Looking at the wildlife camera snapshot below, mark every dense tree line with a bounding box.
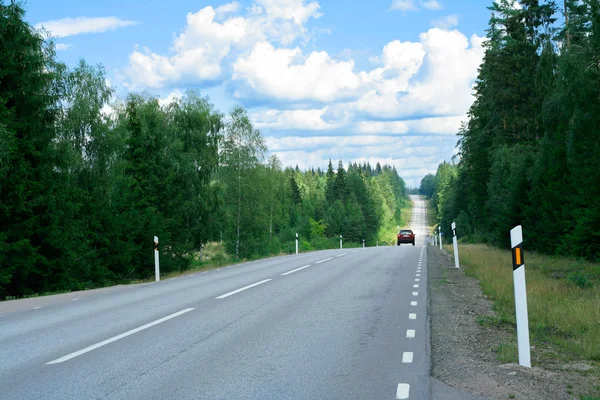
[422,0,600,261]
[0,2,407,298]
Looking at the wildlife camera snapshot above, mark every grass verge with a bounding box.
[444,243,600,366]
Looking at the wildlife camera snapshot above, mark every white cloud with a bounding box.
[158,90,184,107]
[232,42,361,102]
[421,0,442,10]
[215,2,241,15]
[55,43,73,51]
[350,29,485,119]
[431,14,458,29]
[36,17,137,38]
[391,0,441,12]
[122,0,322,90]
[356,115,466,135]
[252,107,341,130]
[390,0,418,12]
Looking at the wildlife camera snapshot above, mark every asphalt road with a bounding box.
[0,196,430,400]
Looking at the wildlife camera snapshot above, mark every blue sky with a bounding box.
[26,0,494,186]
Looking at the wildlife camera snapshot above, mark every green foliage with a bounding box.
[0,2,410,299]
[424,0,600,262]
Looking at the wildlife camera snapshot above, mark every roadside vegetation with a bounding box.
[0,2,408,300]
[444,243,600,367]
[420,1,600,262]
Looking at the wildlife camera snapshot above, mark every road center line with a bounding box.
[336,253,348,257]
[396,383,410,399]
[281,265,311,276]
[46,308,195,365]
[215,279,272,299]
[315,257,333,264]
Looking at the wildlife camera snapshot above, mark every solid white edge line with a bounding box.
[406,329,416,338]
[315,257,333,264]
[46,308,195,365]
[402,352,414,363]
[215,279,272,299]
[396,383,410,399]
[281,265,311,276]
[409,313,417,320]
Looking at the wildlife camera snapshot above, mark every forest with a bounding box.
[0,2,407,299]
[421,0,600,261]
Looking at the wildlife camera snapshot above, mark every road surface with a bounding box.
[0,196,430,400]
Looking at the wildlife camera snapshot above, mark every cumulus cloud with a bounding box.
[215,2,241,15]
[122,0,321,90]
[348,29,485,119]
[390,0,442,12]
[36,17,137,38]
[252,107,342,130]
[232,42,361,102]
[390,0,419,12]
[431,14,458,29]
[55,43,73,51]
[356,115,465,135]
[421,0,442,10]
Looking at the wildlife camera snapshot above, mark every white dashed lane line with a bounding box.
[411,301,417,306]
[409,313,416,320]
[412,292,418,296]
[215,279,272,300]
[281,265,311,276]
[396,383,410,399]
[406,329,415,338]
[315,257,333,264]
[402,352,414,363]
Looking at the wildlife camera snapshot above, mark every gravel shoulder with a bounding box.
[428,245,596,400]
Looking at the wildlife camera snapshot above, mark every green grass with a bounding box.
[444,243,600,365]
[426,197,438,235]
[496,343,518,363]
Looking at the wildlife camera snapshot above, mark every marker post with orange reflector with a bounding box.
[510,225,531,367]
[154,236,160,282]
[438,227,442,250]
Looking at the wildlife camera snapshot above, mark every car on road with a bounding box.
[397,229,415,246]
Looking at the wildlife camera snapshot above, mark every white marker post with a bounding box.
[154,236,160,282]
[363,239,365,248]
[340,234,343,250]
[511,225,531,368]
[452,222,460,269]
[438,228,442,250]
[295,233,299,255]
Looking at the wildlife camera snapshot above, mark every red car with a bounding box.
[397,229,415,246]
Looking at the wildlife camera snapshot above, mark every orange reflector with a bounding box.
[515,247,521,266]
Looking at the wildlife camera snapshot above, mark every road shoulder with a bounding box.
[427,246,590,400]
